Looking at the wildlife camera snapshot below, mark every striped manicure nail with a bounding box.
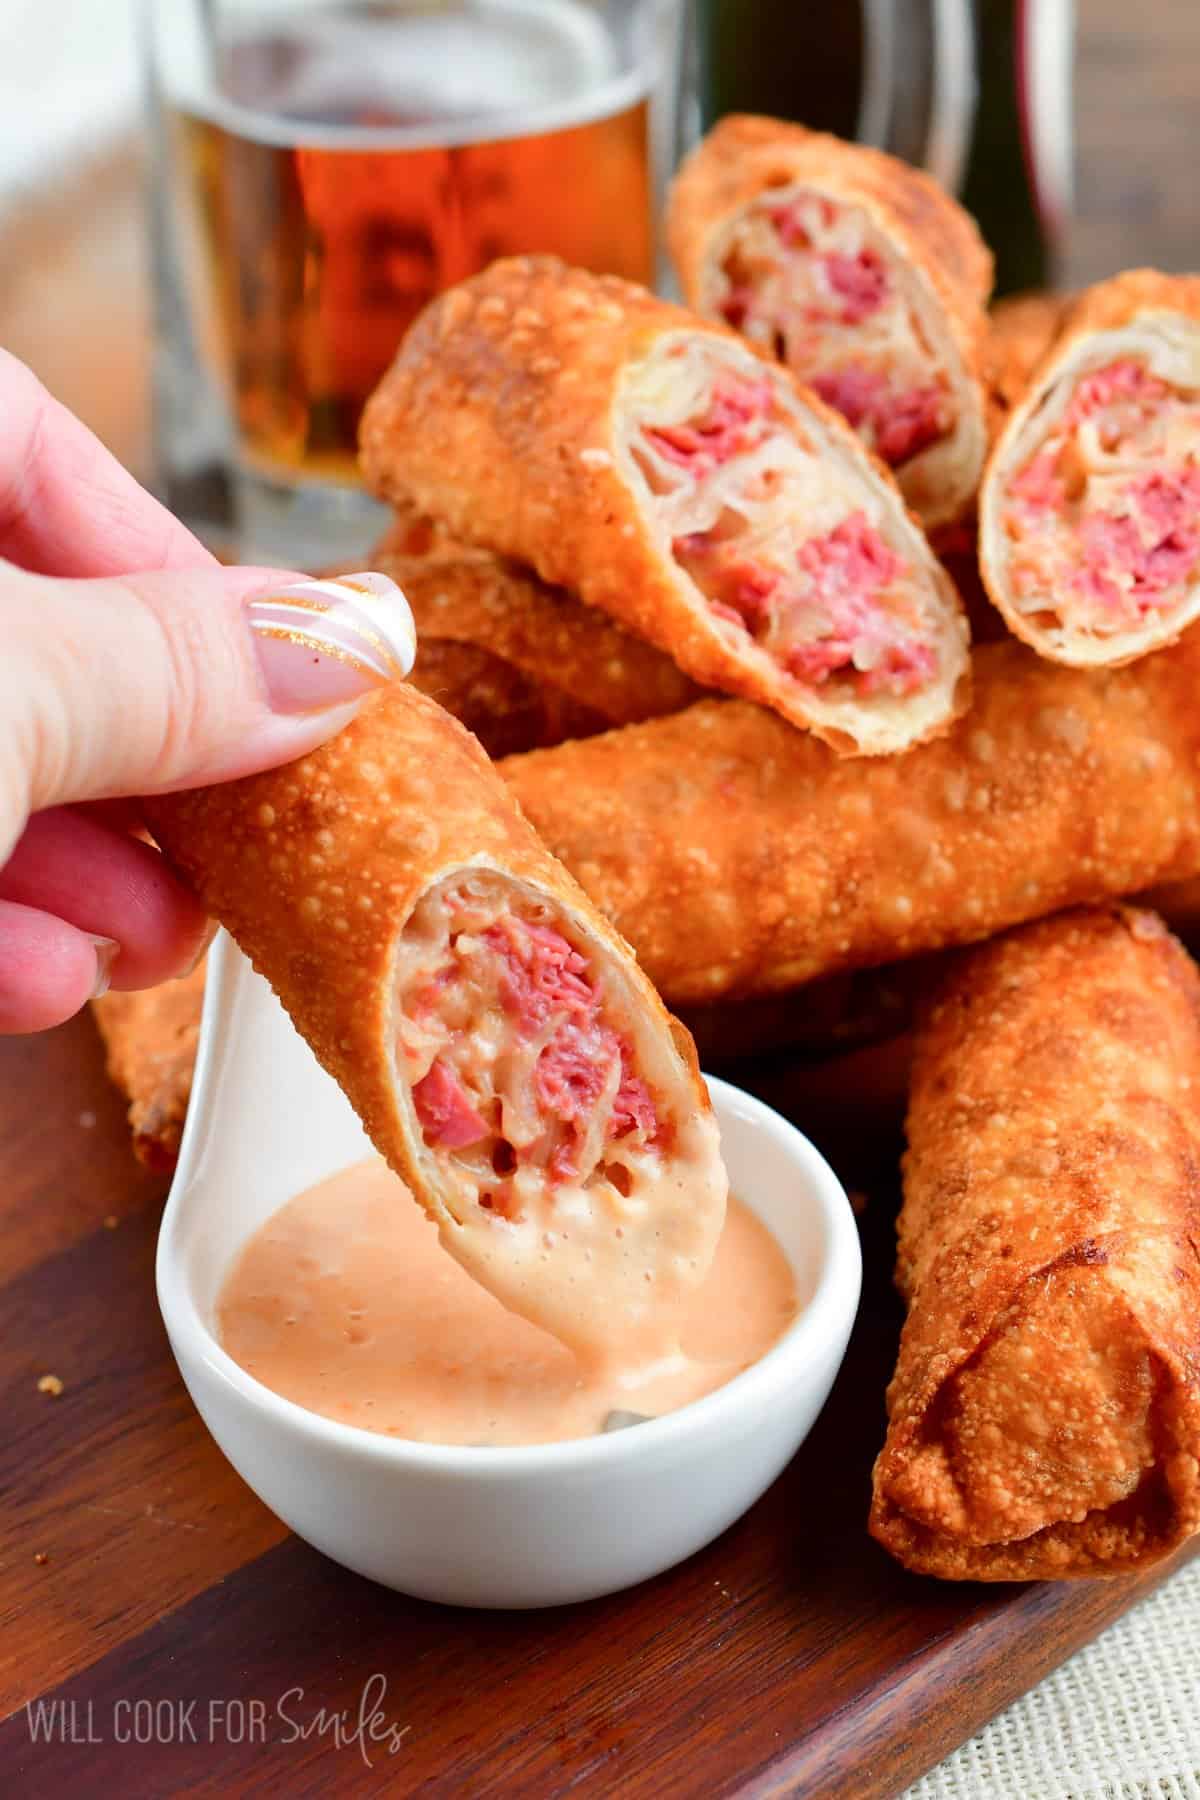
[247,572,416,715]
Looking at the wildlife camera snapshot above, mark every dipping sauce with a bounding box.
[218,1157,798,1446]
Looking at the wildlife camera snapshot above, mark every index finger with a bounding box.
[0,348,217,577]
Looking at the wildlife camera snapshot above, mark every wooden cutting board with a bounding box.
[0,1017,1192,1797]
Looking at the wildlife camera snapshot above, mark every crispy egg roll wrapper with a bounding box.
[372,505,460,561]
[91,964,206,1172]
[986,290,1074,421]
[871,906,1200,1579]
[384,544,701,739]
[1145,873,1200,942]
[921,294,1072,639]
[667,115,991,529]
[96,963,920,1176]
[980,270,1200,667]
[361,256,970,757]
[409,633,608,758]
[146,686,725,1359]
[500,634,1200,1006]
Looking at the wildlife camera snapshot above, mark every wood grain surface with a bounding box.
[0,1017,1193,1797]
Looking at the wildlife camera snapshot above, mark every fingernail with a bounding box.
[88,934,120,1000]
[246,572,416,715]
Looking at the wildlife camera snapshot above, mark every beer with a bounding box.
[149,0,664,560]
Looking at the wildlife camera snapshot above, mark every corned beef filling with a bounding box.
[398,880,663,1220]
[1002,358,1200,631]
[630,351,935,698]
[714,189,953,470]
[642,372,775,471]
[675,512,933,694]
[809,366,946,468]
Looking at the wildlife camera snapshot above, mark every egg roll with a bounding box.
[986,290,1073,420]
[361,255,971,757]
[372,504,458,561]
[1145,873,1200,943]
[146,686,726,1359]
[667,115,992,529]
[871,906,1200,1579]
[91,963,206,1172]
[409,636,607,758]
[501,634,1200,1006]
[386,544,701,744]
[980,270,1200,667]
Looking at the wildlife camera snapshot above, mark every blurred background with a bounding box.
[0,0,1196,483]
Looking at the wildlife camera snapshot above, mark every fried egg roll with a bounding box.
[871,906,1200,1579]
[92,964,206,1172]
[501,635,1200,1005]
[146,686,726,1360]
[361,255,970,757]
[667,115,992,529]
[387,544,701,745]
[980,271,1200,667]
[412,631,613,755]
[986,290,1073,420]
[410,632,608,758]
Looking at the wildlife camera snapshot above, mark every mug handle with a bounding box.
[859,0,977,192]
[924,0,977,191]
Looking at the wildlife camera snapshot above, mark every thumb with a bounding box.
[1,562,415,858]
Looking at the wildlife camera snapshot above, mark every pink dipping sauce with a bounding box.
[217,1158,798,1447]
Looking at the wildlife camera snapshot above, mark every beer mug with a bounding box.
[143,0,686,565]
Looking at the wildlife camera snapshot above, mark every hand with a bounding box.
[0,350,414,1032]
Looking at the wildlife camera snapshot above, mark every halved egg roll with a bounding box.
[387,544,701,743]
[146,686,727,1360]
[361,255,971,757]
[980,270,1200,667]
[871,906,1200,1579]
[501,635,1200,1005]
[667,115,992,529]
[922,292,1072,642]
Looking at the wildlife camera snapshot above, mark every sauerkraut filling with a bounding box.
[630,345,937,696]
[1002,358,1200,633]
[395,873,666,1225]
[713,190,952,471]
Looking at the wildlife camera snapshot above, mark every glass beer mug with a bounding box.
[143,0,685,565]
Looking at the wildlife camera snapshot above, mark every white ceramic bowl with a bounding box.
[157,932,862,1609]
